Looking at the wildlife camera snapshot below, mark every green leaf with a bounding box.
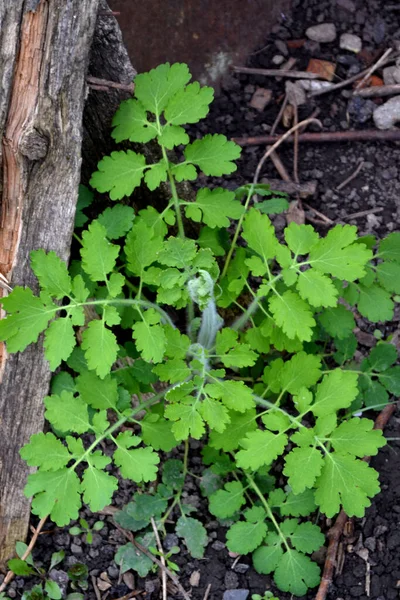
[242,208,277,262]
[157,125,189,149]
[44,391,90,434]
[132,309,166,363]
[165,399,205,440]
[176,516,208,558]
[75,184,94,228]
[269,291,315,341]
[376,261,400,293]
[141,413,178,452]
[158,237,197,268]
[199,397,230,433]
[319,305,355,340]
[111,98,157,144]
[311,370,359,416]
[20,432,71,471]
[226,517,267,554]
[219,344,258,368]
[90,150,147,200]
[198,226,228,256]
[209,409,257,451]
[185,187,243,228]
[7,559,35,576]
[45,580,62,600]
[284,223,319,255]
[315,453,380,517]
[274,550,321,596]
[76,370,118,410]
[81,221,119,281]
[81,465,118,512]
[378,366,400,395]
[284,447,323,494]
[144,160,169,190]
[236,430,288,470]
[162,459,185,489]
[31,250,71,299]
[44,318,76,370]
[135,62,191,116]
[282,520,324,553]
[358,283,394,322]
[378,232,400,262]
[333,334,357,364]
[296,269,338,308]
[364,343,398,371]
[164,81,214,124]
[153,358,191,383]
[115,539,154,577]
[97,205,135,239]
[25,469,81,526]
[253,542,283,576]
[279,352,321,394]
[184,134,241,176]
[205,379,255,413]
[0,288,55,353]
[81,320,118,378]
[125,221,164,276]
[280,490,317,517]
[114,433,159,483]
[330,418,386,456]
[309,225,372,281]
[359,378,389,410]
[209,481,246,518]
[258,197,289,215]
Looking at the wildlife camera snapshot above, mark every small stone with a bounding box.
[297,79,333,92]
[383,66,400,85]
[347,97,375,124]
[364,537,376,552]
[48,570,69,596]
[225,571,239,589]
[340,33,362,53]
[274,39,288,56]
[189,570,201,587]
[223,591,250,600]
[122,572,135,590]
[249,88,272,111]
[374,96,400,130]
[233,563,250,574]
[107,565,119,578]
[336,0,356,11]
[212,540,226,551]
[305,23,337,43]
[70,543,83,555]
[285,81,306,106]
[164,533,179,550]
[272,54,285,66]
[7,589,16,598]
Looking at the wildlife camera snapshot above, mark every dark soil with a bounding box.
[2,0,400,599]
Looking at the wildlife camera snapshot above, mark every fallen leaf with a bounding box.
[287,39,306,49]
[189,570,201,587]
[286,200,305,225]
[307,58,336,81]
[249,88,272,112]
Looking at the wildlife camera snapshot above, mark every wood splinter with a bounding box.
[233,129,400,146]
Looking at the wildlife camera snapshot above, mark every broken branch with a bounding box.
[232,66,321,79]
[354,83,400,98]
[233,129,400,146]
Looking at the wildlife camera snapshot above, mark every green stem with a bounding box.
[231,296,263,331]
[161,145,185,239]
[71,390,167,470]
[161,439,190,524]
[221,184,255,279]
[245,473,291,553]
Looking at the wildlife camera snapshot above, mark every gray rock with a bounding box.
[336,0,356,11]
[49,569,69,596]
[347,97,375,124]
[70,543,83,555]
[211,540,226,551]
[383,66,400,85]
[374,96,400,130]
[306,23,336,43]
[223,591,249,600]
[340,33,362,53]
[274,39,288,56]
[285,81,306,107]
[224,571,239,589]
[107,565,119,578]
[272,55,285,66]
[164,533,179,550]
[233,563,250,574]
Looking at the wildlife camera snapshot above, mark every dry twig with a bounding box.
[336,160,365,191]
[232,129,400,146]
[87,76,134,93]
[202,583,212,600]
[303,202,334,224]
[91,575,102,600]
[354,83,400,98]
[343,207,383,220]
[232,66,320,79]
[0,516,48,593]
[355,48,393,90]
[315,403,396,600]
[151,517,167,600]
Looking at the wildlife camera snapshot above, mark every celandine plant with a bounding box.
[1,62,400,596]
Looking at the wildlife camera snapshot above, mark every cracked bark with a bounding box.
[0,0,138,565]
